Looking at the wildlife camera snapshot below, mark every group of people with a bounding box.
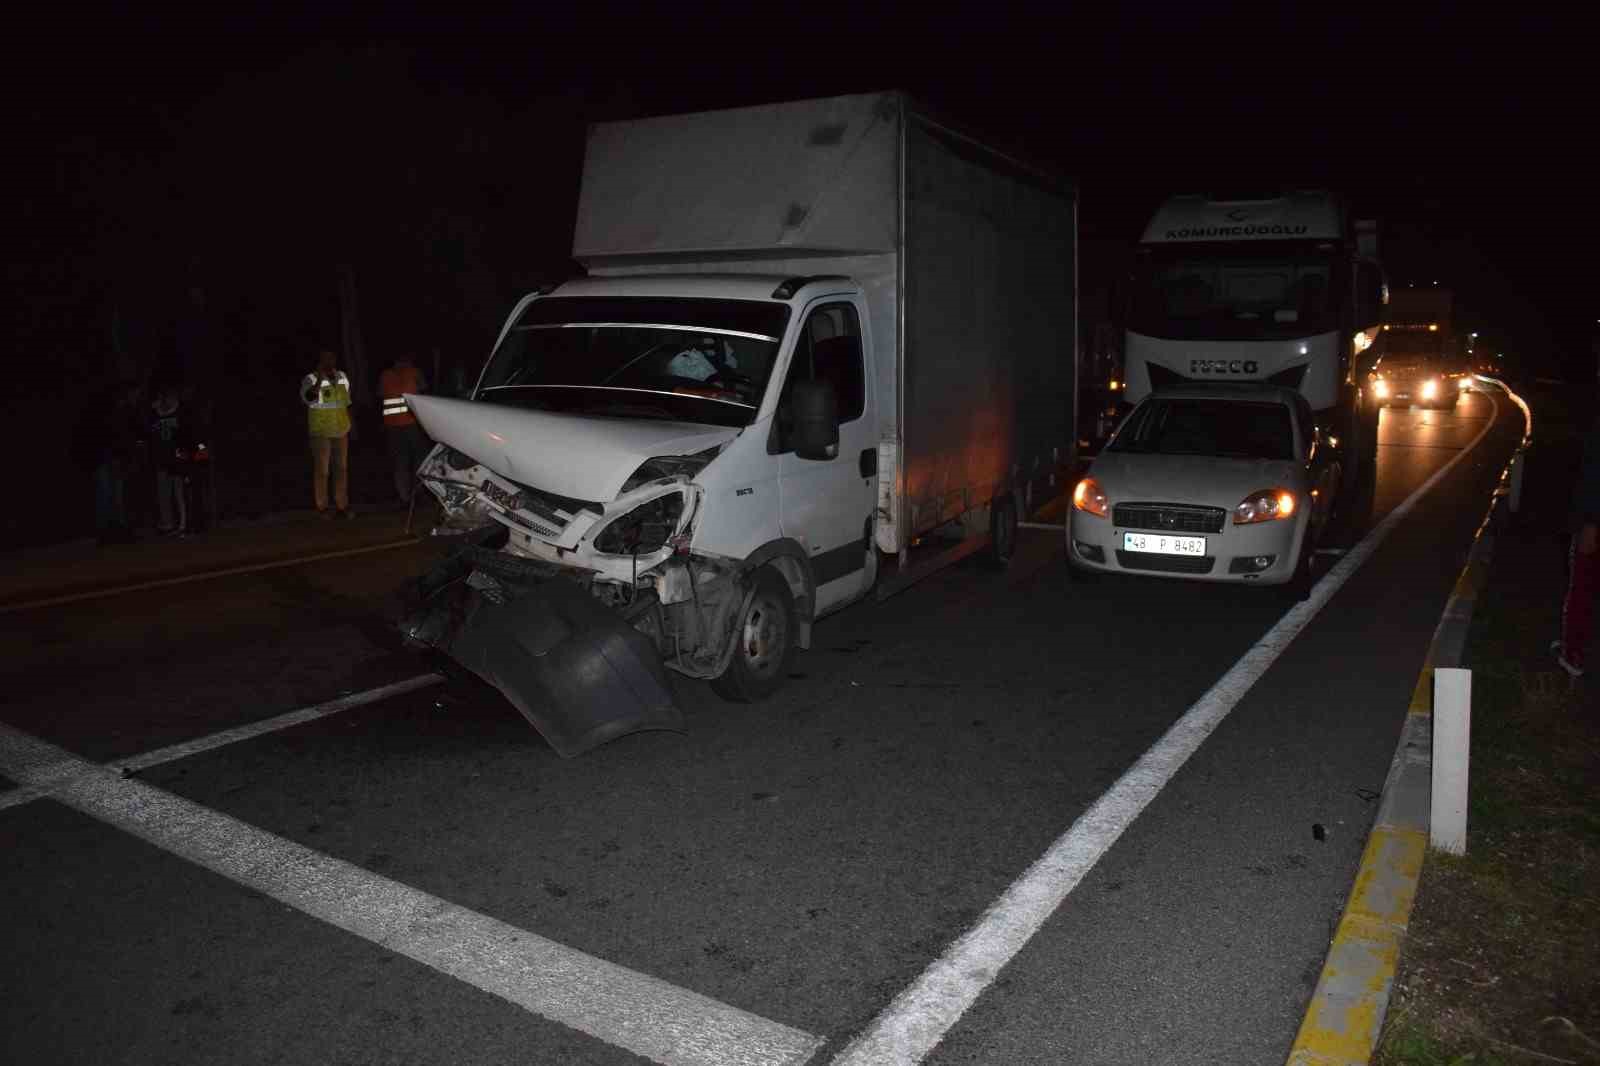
[74,377,209,545]
[298,350,432,519]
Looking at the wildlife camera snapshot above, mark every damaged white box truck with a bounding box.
[400,92,1078,755]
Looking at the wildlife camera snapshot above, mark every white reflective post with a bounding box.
[1431,667,1472,855]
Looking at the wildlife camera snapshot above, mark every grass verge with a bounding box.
[1377,383,1600,1065]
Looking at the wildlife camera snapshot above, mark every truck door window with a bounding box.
[775,303,865,451]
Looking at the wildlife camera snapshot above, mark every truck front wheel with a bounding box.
[711,566,797,702]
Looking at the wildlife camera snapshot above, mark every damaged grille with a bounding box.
[1113,503,1226,535]
[478,476,603,539]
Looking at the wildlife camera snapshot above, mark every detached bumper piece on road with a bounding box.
[399,533,683,757]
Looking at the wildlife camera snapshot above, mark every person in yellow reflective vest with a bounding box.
[377,352,429,505]
[299,350,354,518]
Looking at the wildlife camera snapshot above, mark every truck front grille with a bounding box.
[1113,503,1226,535]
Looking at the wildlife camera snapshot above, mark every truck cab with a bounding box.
[1122,192,1387,495]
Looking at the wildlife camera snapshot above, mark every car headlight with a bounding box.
[593,492,686,555]
[1234,488,1296,525]
[1421,379,1439,399]
[1072,477,1109,519]
[1373,379,1389,399]
[1458,376,1471,390]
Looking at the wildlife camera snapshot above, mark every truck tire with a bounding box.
[986,494,1018,569]
[711,566,797,703]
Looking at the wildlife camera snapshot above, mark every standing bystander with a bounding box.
[300,350,354,519]
[377,352,430,506]
[148,380,190,536]
[1554,416,1600,678]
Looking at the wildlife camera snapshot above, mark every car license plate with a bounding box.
[1123,532,1206,557]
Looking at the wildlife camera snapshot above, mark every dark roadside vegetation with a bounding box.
[1377,381,1600,1065]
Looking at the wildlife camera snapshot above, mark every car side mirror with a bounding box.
[790,379,840,461]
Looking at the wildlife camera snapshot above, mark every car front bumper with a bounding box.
[1067,510,1306,585]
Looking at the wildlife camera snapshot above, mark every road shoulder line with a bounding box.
[1287,381,1524,1066]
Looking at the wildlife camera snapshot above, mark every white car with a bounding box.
[1067,384,1340,597]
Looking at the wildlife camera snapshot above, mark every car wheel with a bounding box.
[711,566,797,702]
[986,494,1018,569]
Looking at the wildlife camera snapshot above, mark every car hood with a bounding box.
[406,394,738,503]
[1089,451,1304,510]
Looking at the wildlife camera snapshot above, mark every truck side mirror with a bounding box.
[790,379,840,461]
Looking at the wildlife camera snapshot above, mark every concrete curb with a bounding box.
[1286,381,1528,1065]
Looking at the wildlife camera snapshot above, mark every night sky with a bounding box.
[13,8,1596,404]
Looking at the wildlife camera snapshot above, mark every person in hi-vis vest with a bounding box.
[377,352,429,505]
[300,350,354,518]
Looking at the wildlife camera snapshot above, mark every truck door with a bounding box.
[775,299,877,614]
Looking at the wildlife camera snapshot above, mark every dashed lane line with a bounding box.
[0,722,824,1066]
[0,675,445,813]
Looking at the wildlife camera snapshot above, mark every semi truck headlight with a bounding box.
[1072,477,1109,519]
[1421,379,1439,399]
[1234,489,1296,525]
[594,493,685,555]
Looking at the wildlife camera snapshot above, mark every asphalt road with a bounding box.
[0,387,1521,1066]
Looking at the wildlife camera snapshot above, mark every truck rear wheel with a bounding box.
[711,566,797,702]
[986,494,1018,569]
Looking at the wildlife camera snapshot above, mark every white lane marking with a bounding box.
[0,724,823,1066]
[0,675,445,813]
[0,537,421,614]
[831,393,1503,1066]
[116,674,446,774]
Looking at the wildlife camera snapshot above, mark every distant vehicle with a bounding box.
[1120,191,1386,499]
[397,92,1078,755]
[1068,384,1341,599]
[1373,286,1466,409]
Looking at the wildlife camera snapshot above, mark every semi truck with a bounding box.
[1373,286,1466,409]
[398,92,1078,755]
[1119,192,1387,496]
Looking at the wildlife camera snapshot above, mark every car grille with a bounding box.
[1115,550,1216,574]
[1113,503,1226,535]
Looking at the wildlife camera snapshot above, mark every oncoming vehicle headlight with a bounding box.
[1072,477,1109,519]
[1373,378,1389,399]
[1421,378,1439,399]
[593,492,685,556]
[1234,488,1296,525]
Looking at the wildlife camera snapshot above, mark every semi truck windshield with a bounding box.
[1131,246,1345,341]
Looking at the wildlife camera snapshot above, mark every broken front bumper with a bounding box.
[399,534,683,757]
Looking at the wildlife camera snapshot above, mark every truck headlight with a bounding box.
[619,446,721,493]
[1421,379,1439,400]
[593,492,685,555]
[1234,489,1296,525]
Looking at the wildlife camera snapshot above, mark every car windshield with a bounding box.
[1131,243,1345,341]
[476,297,791,428]
[1109,396,1295,460]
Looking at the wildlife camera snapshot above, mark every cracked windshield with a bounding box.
[478,296,790,427]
